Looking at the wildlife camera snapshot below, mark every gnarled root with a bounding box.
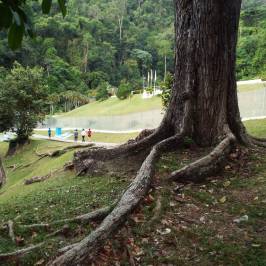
[170,133,236,182]
[24,168,63,185]
[248,135,266,148]
[73,126,170,177]
[21,204,115,230]
[0,243,44,263]
[36,143,95,158]
[48,134,184,265]
[127,128,155,144]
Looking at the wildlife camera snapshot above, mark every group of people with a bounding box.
[75,128,92,142]
[47,128,92,142]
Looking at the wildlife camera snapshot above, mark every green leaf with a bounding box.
[42,0,53,14]
[58,0,67,17]
[0,4,12,29]
[8,23,25,50]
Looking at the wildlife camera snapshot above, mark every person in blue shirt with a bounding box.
[74,129,78,142]
[48,128,52,138]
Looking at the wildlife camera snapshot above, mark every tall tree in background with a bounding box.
[0,63,47,147]
[50,0,266,265]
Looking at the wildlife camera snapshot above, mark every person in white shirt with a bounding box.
[81,129,86,142]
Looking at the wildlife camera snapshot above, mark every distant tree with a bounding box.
[0,62,48,145]
[96,82,110,101]
[131,49,152,76]
[116,81,132,99]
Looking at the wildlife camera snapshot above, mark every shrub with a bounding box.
[116,81,132,100]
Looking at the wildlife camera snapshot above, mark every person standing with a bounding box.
[74,129,78,142]
[48,128,52,139]
[81,129,86,142]
[87,128,92,141]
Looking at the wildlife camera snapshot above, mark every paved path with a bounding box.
[32,134,118,147]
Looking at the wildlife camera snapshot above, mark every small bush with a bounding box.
[116,81,132,100]
[96,82,110,101]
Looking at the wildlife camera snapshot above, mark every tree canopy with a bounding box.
[0,0,264,106]
[0,62,47,142]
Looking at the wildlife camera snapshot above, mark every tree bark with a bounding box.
[162,0,243,146]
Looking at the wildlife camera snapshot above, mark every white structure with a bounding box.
[142,89,153,99]
[142,87,162,99]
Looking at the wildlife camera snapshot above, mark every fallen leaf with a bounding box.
[252,243,261,248]
[219,196,227,203]
[157,228,171,235]
[223,181,231,188]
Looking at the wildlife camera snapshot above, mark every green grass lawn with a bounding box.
[244,119,266,138]
[0,140,128,264]
[61,94,162,117]
[56,83,266,119]
[237,82,266,93]
[0,119,265,265]
[34,130,138,143]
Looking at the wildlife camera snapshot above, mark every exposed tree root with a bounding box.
[127,129,155,144]
[170,133,236,182]
[7,220,15,243]
[36,143,95,158]
[0,242,44,263]
[24,168,63,185]
[249,135,266,143]
[20,156,47,169]
[73,125,171,176]
[49,134,184,265]
[6,156,46,174]
[21,204,115,230]
[249,136,266,148]
[46,225,70,238]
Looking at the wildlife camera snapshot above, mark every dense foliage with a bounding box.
[116,81,132,99]
[0,0,264,108]
[0,62,48,141]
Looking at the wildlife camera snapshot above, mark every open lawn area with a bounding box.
[237,82,266,93]
[61,94,162,117]
[0,119,265,265]
[56,83,266,119]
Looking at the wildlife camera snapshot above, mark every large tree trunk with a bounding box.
[0,157,6,187]
[164,0,243,146]
[49,1,258,265]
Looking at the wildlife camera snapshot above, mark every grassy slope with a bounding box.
[0,119,265,265]
[62,94,162,117]
[0,140,129,264]
[237,82,266,93]
[58,83,266,118]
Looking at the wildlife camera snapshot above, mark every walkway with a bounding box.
[32,134,117,147]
